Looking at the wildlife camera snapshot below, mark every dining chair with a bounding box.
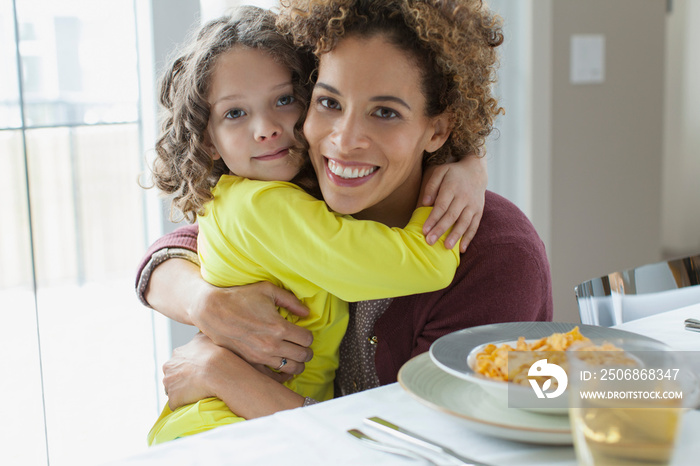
[575,254,700,326]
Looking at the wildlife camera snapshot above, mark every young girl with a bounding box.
[146,6,473,444]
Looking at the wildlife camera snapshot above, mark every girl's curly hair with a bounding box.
[277,0,504,165]
[151,6,314,223]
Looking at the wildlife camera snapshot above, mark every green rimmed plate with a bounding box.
[398,352,573,444]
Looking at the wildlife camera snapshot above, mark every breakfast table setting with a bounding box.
[105,303,700,466]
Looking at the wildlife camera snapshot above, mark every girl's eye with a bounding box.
[373,107,399,119]
[225,109,246,119]
[318,97,341,110]
[277,95,296,106]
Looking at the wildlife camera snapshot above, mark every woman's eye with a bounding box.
[225,109,246,119]
[277,95,296,106]
[373,107,399,119]
[318,97,341,110]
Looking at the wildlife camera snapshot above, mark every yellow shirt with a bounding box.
[197,175,459,401]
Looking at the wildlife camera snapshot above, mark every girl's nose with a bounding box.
[255,115,283,141]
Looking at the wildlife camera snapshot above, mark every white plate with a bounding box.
[429,322,663,414]
[397,352,573,444]
[430,322,662,383]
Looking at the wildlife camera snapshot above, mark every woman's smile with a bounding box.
[325,157,378,184]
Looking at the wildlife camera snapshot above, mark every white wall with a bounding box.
[200,0,279,21]
[662,0,700,257]
[529,0,669,323]
[485,0,533,216]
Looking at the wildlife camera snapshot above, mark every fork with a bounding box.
[364,417,491,466]
[684,318,700,332]
[347,429,438,465]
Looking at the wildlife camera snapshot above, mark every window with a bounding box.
[0,1,164,464]
[1,1,533,464]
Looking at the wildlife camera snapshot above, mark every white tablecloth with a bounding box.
[613,303,700,351]
[106,303,700,466]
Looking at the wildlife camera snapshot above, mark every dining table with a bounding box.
[105,303,700,466]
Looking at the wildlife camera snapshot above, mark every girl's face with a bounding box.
[303,34,450,225]
[205,46,303,181]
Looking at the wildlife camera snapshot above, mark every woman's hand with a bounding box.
[162,332,223,410]
[163,333,304,417]
[420,155,487,253]
[147,258,313,375]
[189,281,314,375]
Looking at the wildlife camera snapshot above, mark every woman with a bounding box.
[137,0,552,418]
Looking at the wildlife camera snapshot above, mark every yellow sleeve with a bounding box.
[199,177,459,302]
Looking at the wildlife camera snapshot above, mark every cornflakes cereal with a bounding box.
[474,326,632,387]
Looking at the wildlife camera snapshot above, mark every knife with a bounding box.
[364,417,491,466]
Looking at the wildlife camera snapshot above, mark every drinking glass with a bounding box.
[568,339,694,466]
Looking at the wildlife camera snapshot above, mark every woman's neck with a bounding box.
[353,182,420,228]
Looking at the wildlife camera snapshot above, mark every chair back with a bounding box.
[575,254,700,326]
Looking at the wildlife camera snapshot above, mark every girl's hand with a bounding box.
[420,155,487,253]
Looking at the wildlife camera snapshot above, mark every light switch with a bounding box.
[570,34,605,84]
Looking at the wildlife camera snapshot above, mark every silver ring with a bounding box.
[277,358,288,370]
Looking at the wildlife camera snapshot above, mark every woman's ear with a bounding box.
[424,113,452,154]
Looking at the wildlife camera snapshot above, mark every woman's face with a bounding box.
[303,34,450,225]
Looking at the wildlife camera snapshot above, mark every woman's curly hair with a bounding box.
[277,0,504,165]
[151,6,314,223]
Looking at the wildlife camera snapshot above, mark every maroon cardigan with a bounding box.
[136,191,553,385]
